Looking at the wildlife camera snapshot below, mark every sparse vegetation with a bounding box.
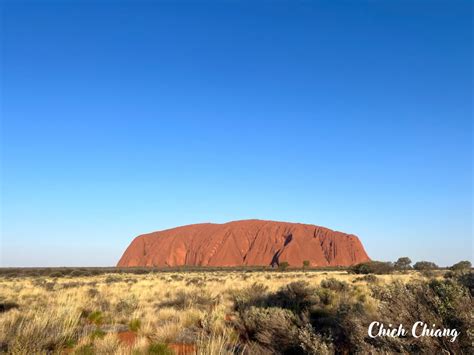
[0,267,471,354]
[450,260,472,271]
[129,318,141,332]
[413,261,439,271]
[394,256,412,270]
[278,261,289,271]
[349,261,395,274]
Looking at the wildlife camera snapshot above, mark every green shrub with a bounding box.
[394,257,412,270]
[231,283,269,312]
[89,328,106,340]
[69,270,85,277]
[87,311,103,326]
[129,318,141,332]
[278,261,289,271]
[49,271,64,278]
[320,278,349,292]
[371,279,472,353]
[236,306,302,353]
[265,281,318,315]
[354,274,378,283]
[64,338,77,349]
[156,289,217,310]
[232,277,473,354]
[74,344,94,355]
[456,271,474,296]
[450,260,472,271]
[349,261,394,274]
[104,275,121,283]
[147,342,174,355]
[413,261,438,271]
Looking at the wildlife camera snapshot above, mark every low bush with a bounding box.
[104,275,121,283]
[320,278,349,292]
[349,261,394,274]
[413,261,438,271]
[354,274,378,283]
[450,260,472,271]
[456,272,474,296]
[232,276,473,354]
[278,262,290,271]
[157,290,218,310]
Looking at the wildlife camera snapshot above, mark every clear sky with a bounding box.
[1,0,472,267]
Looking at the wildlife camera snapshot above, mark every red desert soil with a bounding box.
[117,331,136,347]
[117,219,370,267]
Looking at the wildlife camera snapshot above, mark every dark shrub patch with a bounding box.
[0,301,19,313]
[40,281,56,291]
[157,290,218,310]
[69,270,85,277]
[413,261,438,271]
[349,261,394,274]
[87,288,99,298]
[236,307,304,354]
[354,274,378,283]
[278,261,289,271]
[320,278,349,292]
[233,278,473,354]
[450,260,472,271]
[263,282,318,316]
[104,275,121,283]
[455,271,474,296]
[49,271,65,278]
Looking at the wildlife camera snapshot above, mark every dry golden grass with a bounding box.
[0,270,430,354]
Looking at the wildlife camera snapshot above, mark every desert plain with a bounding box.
[0,267,472,354]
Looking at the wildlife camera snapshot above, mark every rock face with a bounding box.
[117,220,370,267]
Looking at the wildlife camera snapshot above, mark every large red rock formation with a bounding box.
[117,220,370,267]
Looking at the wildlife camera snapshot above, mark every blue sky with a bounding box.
[1,0,472,266]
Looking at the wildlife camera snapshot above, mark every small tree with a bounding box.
[413,261,438,271]
[450,260,472,271]
[278,261,289,271]
[394,257,412,270]
[302,260,310,269]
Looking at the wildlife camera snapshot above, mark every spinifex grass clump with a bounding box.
[0,302,82,353]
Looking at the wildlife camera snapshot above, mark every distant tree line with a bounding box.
[349,257,472,275]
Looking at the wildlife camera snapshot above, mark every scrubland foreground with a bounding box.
[0,270,472,354]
